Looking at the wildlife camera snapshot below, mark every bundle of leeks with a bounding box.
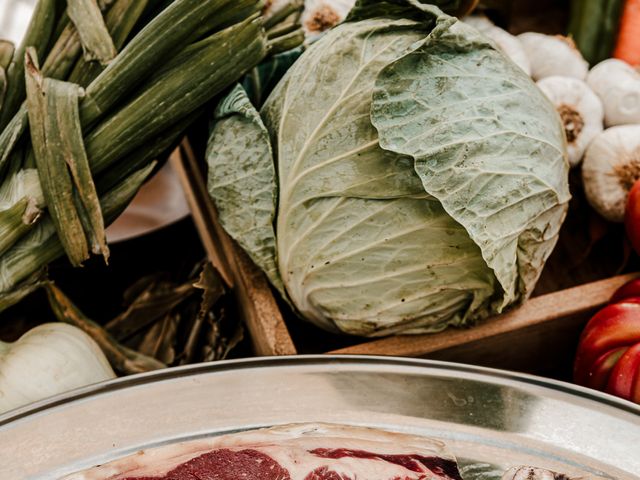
[0,0,302,311]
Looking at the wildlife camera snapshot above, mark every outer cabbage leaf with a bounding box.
[262,16,499,335]
[207,84,284,296]
[371,17,570,306]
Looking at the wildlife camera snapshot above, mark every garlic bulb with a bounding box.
[582,125,640,222]
[518,33,589,81]
[301,0,355,37]
[587,58,640,127]
[536,76,604,167]
[464,16,531,75]
[0,323,115,414]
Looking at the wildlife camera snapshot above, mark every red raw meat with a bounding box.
[62,424,463,480]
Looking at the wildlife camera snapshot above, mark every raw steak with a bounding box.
[62,423,464,480]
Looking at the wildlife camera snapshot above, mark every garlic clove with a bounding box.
[582,125,640,222]
[301,0,355,37]
[587,58,640,127]
[464,16,531,76]
[518,32,589,81]
[536,76,604,167]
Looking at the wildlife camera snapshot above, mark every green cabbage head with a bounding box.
[207,0,570,336]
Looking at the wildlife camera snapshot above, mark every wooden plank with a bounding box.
[329,273,638,357]
[169,148,234,288]
[425,312,589,377]
[172,141,297,356]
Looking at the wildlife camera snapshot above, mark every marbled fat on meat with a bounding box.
[62,423,463,480]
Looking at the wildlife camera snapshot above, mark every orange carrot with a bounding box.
[614,0,640,66]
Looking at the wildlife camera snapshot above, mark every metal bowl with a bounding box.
[0,356,638,479]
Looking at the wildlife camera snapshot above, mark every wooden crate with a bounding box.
[172,141,638,377]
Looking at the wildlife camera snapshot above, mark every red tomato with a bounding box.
[606,344,640,402]
[574,301,640,403]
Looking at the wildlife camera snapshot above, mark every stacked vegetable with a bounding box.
[0,0,300,312]
[207,0,570,336]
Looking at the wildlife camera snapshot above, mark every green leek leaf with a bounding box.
[67,0,117,65]
[26,48,89,266]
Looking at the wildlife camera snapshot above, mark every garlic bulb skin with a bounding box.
[587,58,640,127]
[536,76,604,167]
[301,0,355,37]
[464,16,531,75]
[0,323,115,414]
[518,32,589,81]
[582,125,640,222]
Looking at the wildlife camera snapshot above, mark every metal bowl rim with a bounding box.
[1,355,638,427]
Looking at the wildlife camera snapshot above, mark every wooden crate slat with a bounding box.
[171,142,297,356]
[169,147,234,288]
[328,273,638,357]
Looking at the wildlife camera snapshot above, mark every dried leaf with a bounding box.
[201,313,220,362]
[67,0,117,65]
[25,49,89,267]
[45,282,166,374]
[193,262,225,316]
[179,263,224,364]
[137,313,178,364]
[122,274,160,304]
[105,280,194,341]
[179,312,207,365]
[202,307,244,362]
[222,320,244,359]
